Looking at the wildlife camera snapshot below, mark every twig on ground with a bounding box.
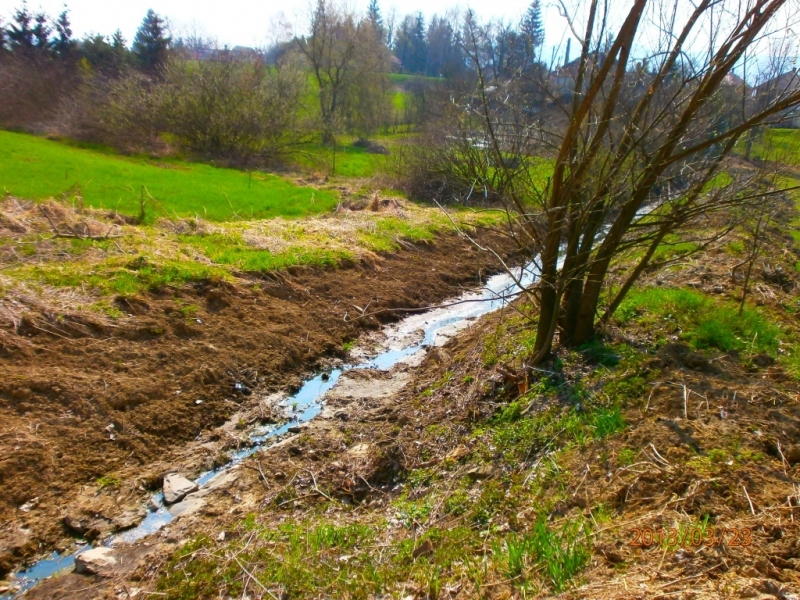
[742,485,756,515]
[683,385,688,420]
[306,469,333,502]
[231,555,278,600]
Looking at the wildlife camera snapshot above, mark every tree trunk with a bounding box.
[532,206,566,359]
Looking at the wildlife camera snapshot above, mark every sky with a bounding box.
[1,0,573,54]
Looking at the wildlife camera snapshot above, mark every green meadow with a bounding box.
[0,131,338,222]
[294,135,408,178]
[739,128,800,164]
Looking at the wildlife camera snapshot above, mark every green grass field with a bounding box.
[294,135,408,178]
[0,131,338,222]
[739,128,800,164]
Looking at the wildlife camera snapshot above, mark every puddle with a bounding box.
[3,259,539,597]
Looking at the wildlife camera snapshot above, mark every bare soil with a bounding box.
[0,228,516,577]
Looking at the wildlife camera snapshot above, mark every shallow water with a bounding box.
[5,259,539,597]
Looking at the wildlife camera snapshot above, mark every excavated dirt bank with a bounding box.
[0,228,516,577]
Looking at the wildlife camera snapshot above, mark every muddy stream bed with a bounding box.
[4,259,539,598]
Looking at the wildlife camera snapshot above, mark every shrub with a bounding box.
[158,52,307,163]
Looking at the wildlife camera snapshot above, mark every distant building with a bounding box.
[751,69,800,128]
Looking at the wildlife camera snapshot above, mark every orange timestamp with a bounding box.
[629,526,752,548]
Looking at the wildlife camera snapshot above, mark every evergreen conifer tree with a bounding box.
[53,8,75,57]
[32,12,51,52]
[132,9,170,73]
[367,0,384,39]
[521,0,544,62]
[7,2,35,52]
[111,29,129,67]
[410,12,426,74]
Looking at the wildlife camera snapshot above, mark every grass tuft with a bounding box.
[617,287,781,355]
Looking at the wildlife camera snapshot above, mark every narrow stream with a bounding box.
[5,259,540,597]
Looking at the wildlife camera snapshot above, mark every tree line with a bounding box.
[0,0,554,161]
[0,4,169,73]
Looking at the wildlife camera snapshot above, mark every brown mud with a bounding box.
[0,228,516,577]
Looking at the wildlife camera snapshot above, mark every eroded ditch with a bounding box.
[3,259,539,598]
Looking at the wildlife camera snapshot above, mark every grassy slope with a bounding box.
[0,194,503,301]
[0,128,509,309]
[0,131,338,222]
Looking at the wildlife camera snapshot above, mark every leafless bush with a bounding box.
[158,52,308,163]
[0,54,78,131]
[60,52,309,162]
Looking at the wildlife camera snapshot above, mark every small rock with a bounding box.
[287,425,303,434]
[711,285,725,294]
[112,510,144,532]
[334,411,349,421]
[217,531,226,542]
[233,382,252,396]
[168,495,205,518]
[75,547,117,575]
[19,498,38,512]
[163,474,198,505]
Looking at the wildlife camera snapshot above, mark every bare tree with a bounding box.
[406,0,800,364]
[295,0,390,144]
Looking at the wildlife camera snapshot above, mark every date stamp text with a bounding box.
[629,527,751,547]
